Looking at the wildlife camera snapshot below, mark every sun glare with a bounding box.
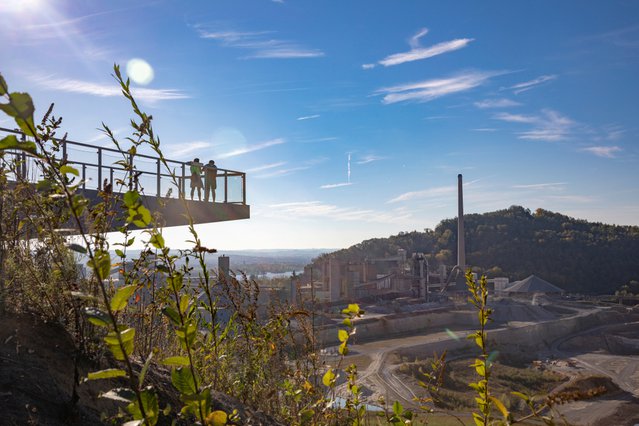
[126,58,154,85]
[0,0,44,14]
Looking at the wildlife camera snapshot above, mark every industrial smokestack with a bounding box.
[457,174,465,271]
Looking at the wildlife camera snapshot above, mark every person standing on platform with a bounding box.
[189,157,203,200]
[204,160,218,202]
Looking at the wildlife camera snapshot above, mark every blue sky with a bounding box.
[2,0,638,249]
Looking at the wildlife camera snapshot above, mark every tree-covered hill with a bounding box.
[315,206,639,294]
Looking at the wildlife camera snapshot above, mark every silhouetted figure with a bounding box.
[189,158,203,200]
[204,160,218,202]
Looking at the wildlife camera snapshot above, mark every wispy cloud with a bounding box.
[166,141,212,159]
[267,201,412,224]
[512,182,567,190]
[375,71,496,104]
[493,112,538,124]
[356,154,386,164]
[297,114,320,121]
[474,98,521,109]
[577,25,639,49]
[298,136,339,144]
[366,28,473,68]
[581,146,622,158]
[255,166,309,178]
[508,74,557,94]
[472,128,497,132]
[320,182,353,189]
[546,195,595,203]
[218,138,285,159]
[197,27,324,59]
[494,109,575,141]
[246,162,287,173]
[387,185,456,203]
[30,75,189,102]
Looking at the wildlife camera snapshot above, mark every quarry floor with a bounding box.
[325,301,639,425]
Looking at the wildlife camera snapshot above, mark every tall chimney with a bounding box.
[457,174,465,271]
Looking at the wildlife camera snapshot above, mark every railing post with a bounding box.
[224,171,228,203]
[181,163,186,198]
[97,147,102,190]
[242,173,246,205]
[82,164,86,190]
[110,168,114,188]
[62,139,67,163]
[20,133,27,180]
[156,159,161,197]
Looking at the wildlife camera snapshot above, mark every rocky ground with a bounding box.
[0,314,280,425]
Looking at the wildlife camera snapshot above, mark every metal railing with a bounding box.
[0,127,247,204]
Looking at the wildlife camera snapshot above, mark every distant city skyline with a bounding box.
[2,0,638,249]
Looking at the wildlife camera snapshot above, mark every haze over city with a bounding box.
[2,0,638,249]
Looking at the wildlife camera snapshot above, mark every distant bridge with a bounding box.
[0,127,250,229]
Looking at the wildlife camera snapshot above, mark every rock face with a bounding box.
[0,314,282,426]
[0,315,112,425]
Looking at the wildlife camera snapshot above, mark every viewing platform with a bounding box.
[0,127,250,229]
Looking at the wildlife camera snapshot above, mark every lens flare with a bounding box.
[126,58,154,85]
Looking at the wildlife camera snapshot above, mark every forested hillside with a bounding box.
[316,206,639,294]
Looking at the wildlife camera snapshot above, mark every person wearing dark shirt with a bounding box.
[204,160,218,202]
[189,158,203,200]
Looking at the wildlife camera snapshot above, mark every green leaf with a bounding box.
[322,368,335,387]
[0,92,36,136]
[171,367,198,395]
[127,387,159,425]
[175,321,197,349]
[168,273,183,292]
[87,368,127,380]
[139,352,154,388]
[0,74,7,96]
[162,306,181,326]
[149,232,165,249]
[71,194,88,216]
[90,250,111,281]
[60,165,79,177]
[123,190,140,208]
[392,401,403,417]
[67,243,87,254]
[342,317,352,327]
[84,306,111,327]
[115,249,125,258]
[104,328,135,361]
[162,356,190,366]
[35,179,53,191]
[111,284,136,312]
[338,342,348,356]
[0,135,36,154]
[138,205,152,226]
[511,391,530,402]
[338,329,349,343]
[179,294,190,315]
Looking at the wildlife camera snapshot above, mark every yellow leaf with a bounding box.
[490,396,510,419]
[206,410,227,426]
